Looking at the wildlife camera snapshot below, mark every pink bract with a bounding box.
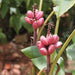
[27,10,34,18]
[40,36,48,46]
[48,45,55,54]
[39,47,47,55]
[25,17,32,24]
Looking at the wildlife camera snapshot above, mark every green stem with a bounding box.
[39,0,43,11]
[49,29,75,75]
[55,17,60,34]
[51,17,60,63]
[37,11,55,41]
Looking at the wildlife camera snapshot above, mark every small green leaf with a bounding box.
[21,46,42,58]
[0,32,7,45]
[52,0,75,17]
[9,15,22,34]
[1,3,8,19]
[31,56,47,70]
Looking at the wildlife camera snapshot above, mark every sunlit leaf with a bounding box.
[21,46,42,58]
[52,0,75,17]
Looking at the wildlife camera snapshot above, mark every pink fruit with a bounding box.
[40,36,48,46]
[35,9,39,16]
[37,41,44,49]
[25,17,32,24]
[47,34,54,44]
[55,41,62,49]
[37,18,44,27]
[52,34,59,44]
[27,10,34,18]
[36,11,43,20]
[48,45,55,54]
[39,47,47,55]
[32,21,38,29]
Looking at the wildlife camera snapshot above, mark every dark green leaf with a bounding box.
[9,15,22,34]
[21,46,42,58]
[1,3,8,19]
[0,32,7,45]
[31,56,47,70]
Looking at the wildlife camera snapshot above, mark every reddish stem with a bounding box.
[47,54,50,75]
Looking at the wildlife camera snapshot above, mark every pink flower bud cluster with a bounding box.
[37,34,62,55]
[25,9,44,29]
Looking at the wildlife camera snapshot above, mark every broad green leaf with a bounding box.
[9,15,22,34]
[31,56,47,70]
[52,0,75,17]
[1,3,8,19]
[21,46,42,58]
[72,35,75,43]
[66,44,75,60]
[72,70,75,75]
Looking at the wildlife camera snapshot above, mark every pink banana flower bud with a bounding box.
[32,21,38,29]
[52,34,59,44]
[25,17,32,24]
[37,41,44,49]
[39,47,47,55]
[48,45,55,54]
[40,36,48,46]
[55,41,62,49]
[36,11,43,20]
[35,9,39,16]
[47,34,54,44]
[37,18,44,27]
[27,10,34,18]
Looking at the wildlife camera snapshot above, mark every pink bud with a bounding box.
[27,10,34,18]
[40,36,48,46]
[48,45,55,54]
[39,48,47,55]
[25,17,32,24]
[47,34,54,44]
[35,9,39,16]
[37,18,44,27]
[36,11,43,20]
[32,21,38,29]
[55,41,62,49]
[52,34,59,44]
[37,41,44,49]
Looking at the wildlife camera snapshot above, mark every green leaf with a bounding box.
[20,15,33,33]
[9,15,22,34]
[52,0,75,17]
[31,56,47,70]
[72,35,75,43]
[21,46,42,58]
[72,70,75,75]
[66,44,75,60]
[0,32,7,45]
[1,3,8,19]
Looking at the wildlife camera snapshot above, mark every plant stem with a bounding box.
[39,0,43,11]
[55,17,60,34]
[37,11,55,41]
[51,17,60,63]
[47,55,50,75]
[33,29,37,45]
[49,29,75,75]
